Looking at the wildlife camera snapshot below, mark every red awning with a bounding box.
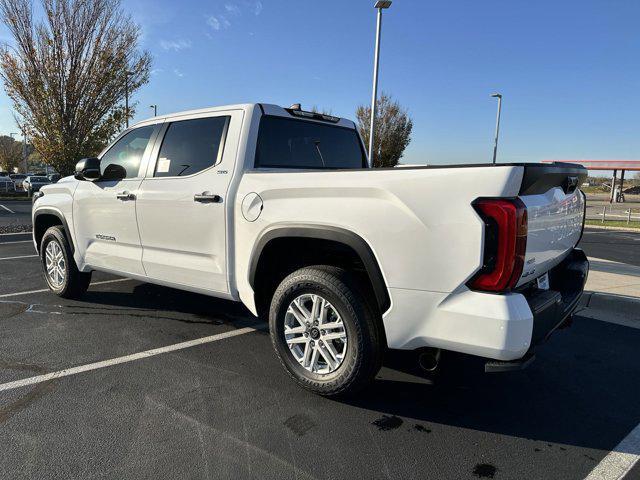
[542,160,640,171]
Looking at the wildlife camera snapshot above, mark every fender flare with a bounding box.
[249,225,390,312]
[33,207,74,253]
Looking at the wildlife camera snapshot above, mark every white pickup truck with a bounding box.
[32,103,589,396]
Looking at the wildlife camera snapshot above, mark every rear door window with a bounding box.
[255,116,366,169]
[154,116,229,177]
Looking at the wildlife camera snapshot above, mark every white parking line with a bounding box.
[0,254,38,261]
[585,423,640,479]
[0,278,132,298]
[0,327,256,393]
[0,231,30,236]
[0,240,32,244]
[0,204,15,213]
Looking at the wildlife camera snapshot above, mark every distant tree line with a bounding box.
[0,134,38,172]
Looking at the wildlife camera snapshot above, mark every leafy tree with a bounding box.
[356,93,413,168]
[0,0,151,175]
[0,135,22,172]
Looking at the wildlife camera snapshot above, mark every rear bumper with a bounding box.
[527,248,589,345]
[382,248,589,361]
[484,249,588,371]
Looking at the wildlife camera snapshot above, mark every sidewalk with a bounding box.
[579,257,640,327]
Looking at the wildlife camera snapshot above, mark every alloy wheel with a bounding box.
[45,240,66,288]
[284,293,348,374]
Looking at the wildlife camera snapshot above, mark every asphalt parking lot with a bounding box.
[580,228,640,266]
[1,231,640,479]
[0,199,32,233]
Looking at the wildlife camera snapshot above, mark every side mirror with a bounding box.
[75,158,101,181]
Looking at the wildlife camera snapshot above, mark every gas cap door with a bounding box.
[241,192,263,222]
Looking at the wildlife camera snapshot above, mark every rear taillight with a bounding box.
[468,198,528,292]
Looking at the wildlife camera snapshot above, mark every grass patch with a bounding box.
[581,186,610,194]
[585,219,640,229]
[0,195,29,201]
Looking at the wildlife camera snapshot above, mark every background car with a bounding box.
[48,173,61,183]
[9,173,27,192]
[23,175,52,197]
[0,173,15,193]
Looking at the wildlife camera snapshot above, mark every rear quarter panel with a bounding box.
[234,165,524,314]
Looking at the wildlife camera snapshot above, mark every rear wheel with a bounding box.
[269,266,382,397]
[40,226,92,298]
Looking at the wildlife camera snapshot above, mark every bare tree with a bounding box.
[0,0,151,175]
[0,135,22,172]
[310,105,333,115]
[356,93,413,168]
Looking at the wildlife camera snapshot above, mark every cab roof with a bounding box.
[132,103,357,130]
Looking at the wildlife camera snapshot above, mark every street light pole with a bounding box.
[368,1,392,168]
[125,70,130,128]
[22,130,27,173]
[491,93,503,164]
[150,104,157,117]
[9,132,19,173]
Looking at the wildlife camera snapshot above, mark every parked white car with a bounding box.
[10,173,27,191]
[32,103,589,395]
[23,175,52,196]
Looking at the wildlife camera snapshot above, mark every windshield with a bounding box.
[30,176,49,182]
[11,175,26,179]
[255,116,367,169]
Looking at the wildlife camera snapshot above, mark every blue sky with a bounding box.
[1,0,639,166]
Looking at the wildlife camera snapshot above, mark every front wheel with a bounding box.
[40,226,92,298]
[269,266,382,397]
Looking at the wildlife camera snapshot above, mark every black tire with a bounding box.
[27,187,32,198]
[269,265,382,397]
[40,226,92,299]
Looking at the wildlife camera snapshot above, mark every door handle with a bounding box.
[194,192,222,203]
[116,191,135,201]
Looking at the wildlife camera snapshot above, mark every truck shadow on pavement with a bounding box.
[79,282,261,329]
[79,282,640,454]
[348,316,640,453]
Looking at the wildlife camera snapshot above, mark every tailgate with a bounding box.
[516,163,587,287]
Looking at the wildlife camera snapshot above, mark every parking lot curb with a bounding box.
[585,291,640,313]
[578,291,640,328]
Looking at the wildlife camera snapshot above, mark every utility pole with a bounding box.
[9,133,18,172]
[368,1,392,168]
[125,70,130,128]
[491,93,503,164]
[22,130,27,173]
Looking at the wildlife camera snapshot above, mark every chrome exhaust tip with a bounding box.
[417,348,441,373]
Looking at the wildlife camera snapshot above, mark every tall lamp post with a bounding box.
[21,130,27,173]
[9,133,20,173]
[125,70,133,128]
[491,93,503,164]
[368,0,392,168]
[150,104,158,117]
